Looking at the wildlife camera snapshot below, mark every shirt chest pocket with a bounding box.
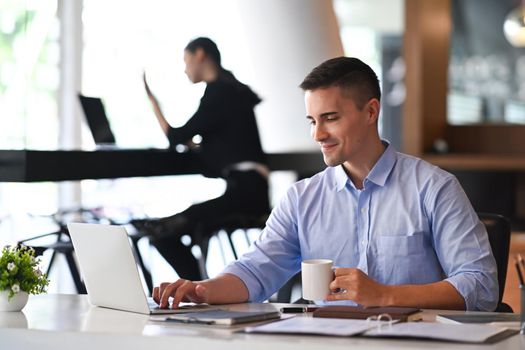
[377,233,426,257]
[375,233,440,285]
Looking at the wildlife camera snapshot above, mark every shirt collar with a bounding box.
[334,140,397,192]
[366,141,396,187]
[334,165,349,192]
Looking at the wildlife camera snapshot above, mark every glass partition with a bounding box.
[0,0,59,247]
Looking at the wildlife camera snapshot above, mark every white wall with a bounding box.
[236,0,344,152]
[334,0,404,35]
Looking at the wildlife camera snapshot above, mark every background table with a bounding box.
[0,149,326,182]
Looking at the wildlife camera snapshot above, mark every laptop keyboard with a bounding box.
[148,298,162,310]
[147,298,218,314]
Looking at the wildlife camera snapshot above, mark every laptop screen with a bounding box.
[78,94,116,145]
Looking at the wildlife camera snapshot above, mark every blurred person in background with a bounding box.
[134,37,269,280]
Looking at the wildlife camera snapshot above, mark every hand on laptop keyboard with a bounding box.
[153,280,208,309]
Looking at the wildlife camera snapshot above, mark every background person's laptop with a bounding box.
[68,222,213,315]
[77,94,117,146]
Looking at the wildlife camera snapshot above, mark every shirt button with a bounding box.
[361,208,366,213]
[361,240,366,245]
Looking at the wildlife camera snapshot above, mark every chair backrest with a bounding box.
[193,213,269,279]
[477,212,511,310]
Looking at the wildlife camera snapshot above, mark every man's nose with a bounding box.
[312,124,328,142]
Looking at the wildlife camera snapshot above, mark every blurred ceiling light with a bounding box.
[504,5,525,47]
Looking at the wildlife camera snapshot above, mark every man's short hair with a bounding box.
[299,57,381,109]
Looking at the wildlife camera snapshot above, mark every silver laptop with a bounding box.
[67,222,213,315]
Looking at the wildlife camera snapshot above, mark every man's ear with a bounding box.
[194,47,206,61]
[366,98,380,125]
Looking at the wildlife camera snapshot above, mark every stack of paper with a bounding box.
[245,316,512,343]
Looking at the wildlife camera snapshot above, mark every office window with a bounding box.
[0,0,59,150]
[0,0,59,247]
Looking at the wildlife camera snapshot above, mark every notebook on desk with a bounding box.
[313,305,423,322]
[78,94,117,147]
[67,222,216,315]
[436,312,521,330]
[159,310,281,326]
[436,312,521,324]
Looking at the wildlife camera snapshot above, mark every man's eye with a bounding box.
[308,119,316,125]
[326,115,338,121]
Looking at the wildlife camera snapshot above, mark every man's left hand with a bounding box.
[326,268,390,307]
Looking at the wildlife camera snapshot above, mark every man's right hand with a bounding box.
[141,71,169,134]
[153,279,209,309]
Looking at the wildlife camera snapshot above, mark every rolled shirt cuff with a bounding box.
[222,261,266,302]
[445,273,498,311]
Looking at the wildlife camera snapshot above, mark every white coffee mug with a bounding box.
[301,259,333,301]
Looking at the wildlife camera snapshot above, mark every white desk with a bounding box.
[0,294,522,350]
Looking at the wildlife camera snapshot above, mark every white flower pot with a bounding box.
[0,290,29,312]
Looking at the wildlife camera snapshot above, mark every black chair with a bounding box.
[192,214,269,279]
[477,212,513,312]
[126,228,155,294]
[276,272,302,303]
[130,213,269,288]
[18,208,127,294]
[192,213,304,301]
[18,223,87,294]
[17,207,137,295]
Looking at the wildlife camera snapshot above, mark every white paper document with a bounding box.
[364,322,508,343]
[245,317,511,343]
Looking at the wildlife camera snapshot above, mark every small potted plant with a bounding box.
[0,245,49,311]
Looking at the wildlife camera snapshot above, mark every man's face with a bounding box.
[305,86,377,167]
[183,50,202,83]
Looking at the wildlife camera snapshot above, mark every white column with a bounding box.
[236,0,344,152]
[57,0,83,209]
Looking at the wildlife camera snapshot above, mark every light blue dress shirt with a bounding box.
[223,143,498,311]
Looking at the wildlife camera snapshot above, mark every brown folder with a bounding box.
[312,306,423,322]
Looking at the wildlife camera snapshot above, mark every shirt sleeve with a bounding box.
[426,175,498,311]
[222,186,302,302]
[166,85,226,147]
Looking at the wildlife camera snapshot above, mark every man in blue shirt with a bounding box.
[152,57,498,311]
